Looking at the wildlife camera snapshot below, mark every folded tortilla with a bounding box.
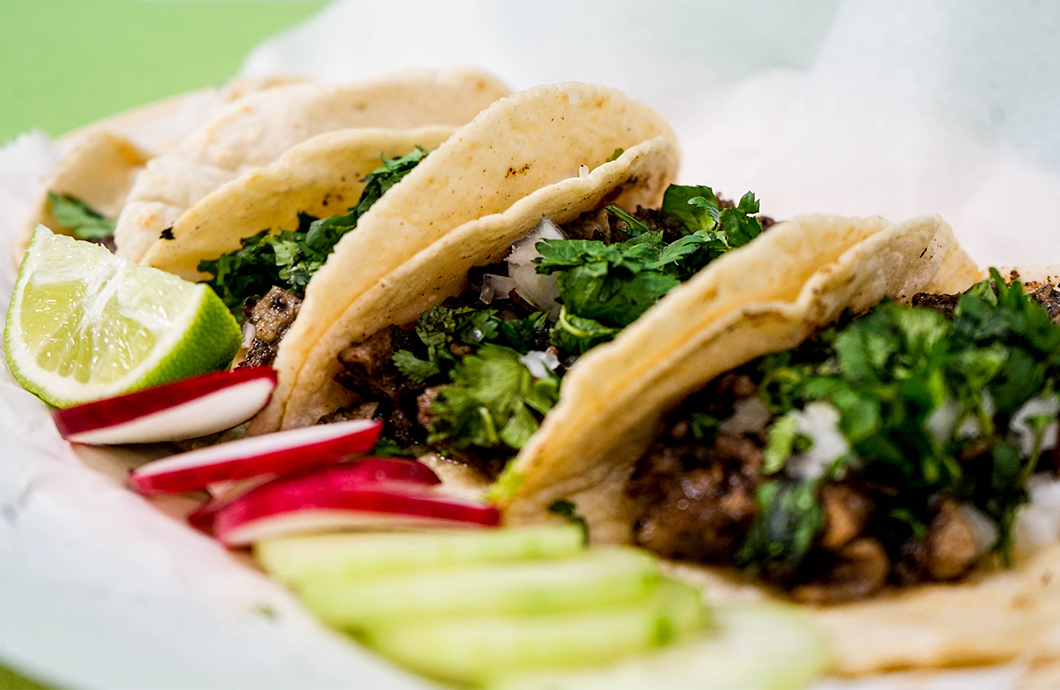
[486,211,1060,676]
[498,214,982,541]
[116,68,510,262]
[140,126,458,281]
[250,81,681,435]
[13,76,306,266]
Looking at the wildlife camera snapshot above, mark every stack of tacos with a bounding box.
[16,67,1060,684]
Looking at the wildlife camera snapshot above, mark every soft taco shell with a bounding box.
[15,131,149,263]
[141,126,458,281]
[13,75,312,266]
[116,68,510,262]
[499,213,1060,676]
[250,82,680,435]
[498,213,982,543]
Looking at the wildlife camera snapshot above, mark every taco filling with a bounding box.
[196,148,429,364]
[325,184,772,478]
[623,270,1060,603]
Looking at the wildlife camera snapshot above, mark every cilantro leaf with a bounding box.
[427,344,560,451]
[47,191,116,241]
[532,184,766,359]
[745,272,1060,569]
[548,307,621,356]
[198,148,428,313]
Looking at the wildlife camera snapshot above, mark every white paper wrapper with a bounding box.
[3,1,1060,687]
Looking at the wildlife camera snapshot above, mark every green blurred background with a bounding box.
[0,0,327,144]
[0,3,328,684]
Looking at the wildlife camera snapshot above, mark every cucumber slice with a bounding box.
[299,546,661,630]
[255,524,585,587]
[497,603,832,690]
[366,578,709,687]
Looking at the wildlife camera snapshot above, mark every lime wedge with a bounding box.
[4,226,240,408]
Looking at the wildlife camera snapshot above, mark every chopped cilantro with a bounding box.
[535,184,764,355]
[198,147,428,314]
[736,479,824,578]
[743,269,1060,570]
[548,499,589,540]
[427,344,560,451]
[47,191,116,241]
[391,305,549,383]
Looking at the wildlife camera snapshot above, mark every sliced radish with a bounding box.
[188,458,441,533]
[52,367,278,445]
[213,465,499,547]
[129,419,382,495]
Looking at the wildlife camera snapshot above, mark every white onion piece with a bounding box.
[519,351,560,380]
[507,216,564,314]
[785,402,851,481]
[1015,475,1060,555]
[479,274,518,305]
[959,503,1000,557]
[1009,395,1060,456]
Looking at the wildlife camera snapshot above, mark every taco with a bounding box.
[12,75,307,265]
[247,81,682,445]
[492,206,1060,674]
[115,68,510,262]
[241,83,984,523]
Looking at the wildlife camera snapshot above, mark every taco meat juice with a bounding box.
[624,272,1060,602]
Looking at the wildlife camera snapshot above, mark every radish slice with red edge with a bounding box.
[213,464,499,546]
[187,458,441,533]
[129,419,382,495]
[52,367,278,445]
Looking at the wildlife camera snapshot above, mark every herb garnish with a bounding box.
[536,185,763,354]
[47,192,116,241]
[426,344,560,451]
[199,147,428,314]
[742,269,1060,572]
[389,183,765,456]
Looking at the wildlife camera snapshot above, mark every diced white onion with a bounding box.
[925,398,960,447]
[785,402,851,481]
[1015,475,1060,556]
[519,350,560,380]
[1009,395,1060,456]
[959,503,1000,556]
[479,274,518,305]
[507,216,564,315]
[578,164,589,178]
[241,321,257,349]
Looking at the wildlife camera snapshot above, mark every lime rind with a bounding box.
[4,226,240,408]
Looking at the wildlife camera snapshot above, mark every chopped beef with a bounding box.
[238,286,302,368]
[332,326,424,446]
[416,386,441,429]
[923,499,980,580]
[1032,284,1060,321]
[629,434,762,562]
[792,537,890,604]
[911,291,960,315]
[563,208,620,243]
[914,283,1060,323]
[818,484,873,551]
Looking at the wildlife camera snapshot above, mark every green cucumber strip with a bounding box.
[254,524,585,587]
[299,546,661,630]
[497,603,833,690]
[365,578,709,687]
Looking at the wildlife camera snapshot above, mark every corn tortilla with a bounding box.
[116,68,510,262]
[250,82,680,435]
